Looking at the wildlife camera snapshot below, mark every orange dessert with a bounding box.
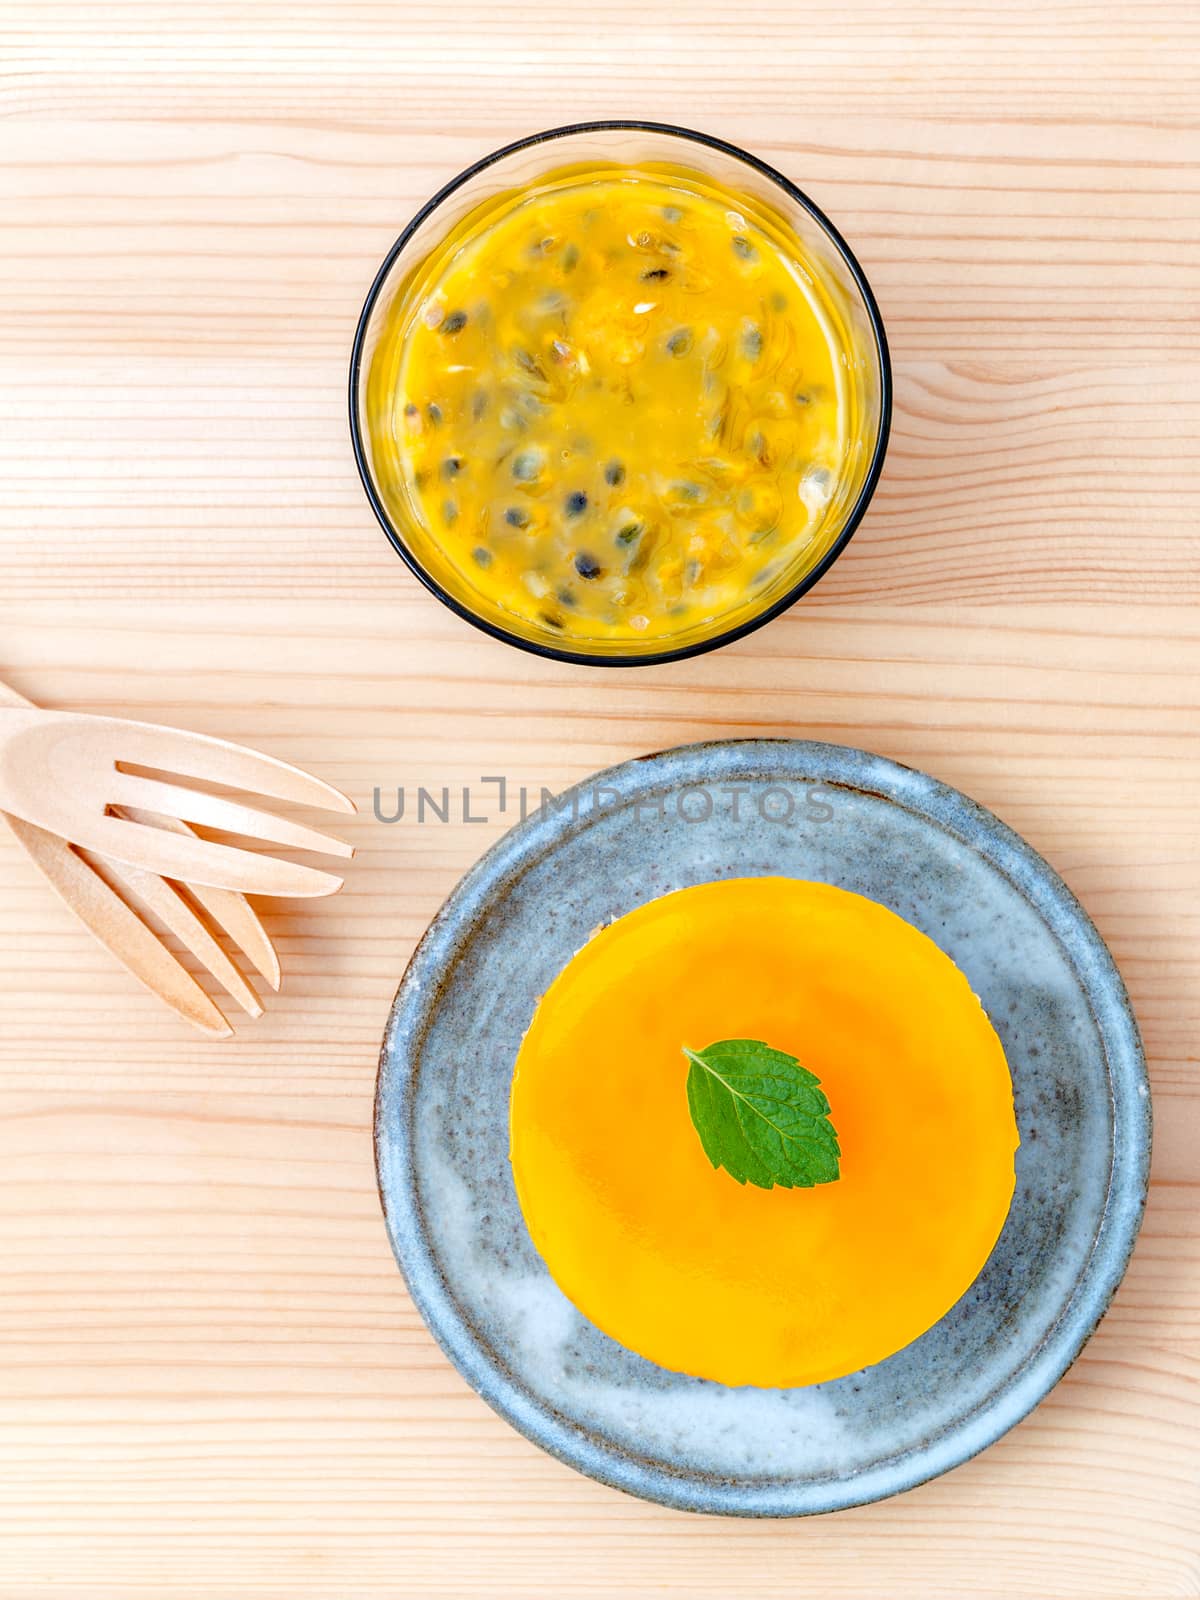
[509,877,1019,1387]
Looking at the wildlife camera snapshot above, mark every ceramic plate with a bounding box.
[375,740,1150,1516]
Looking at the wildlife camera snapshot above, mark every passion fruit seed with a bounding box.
[512,450,542,482]
[514,348,546,379]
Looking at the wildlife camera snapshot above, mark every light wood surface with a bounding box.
[1,3,1198,1596]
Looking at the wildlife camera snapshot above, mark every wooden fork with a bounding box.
[0,679,287,1036]
[0,701,354,896]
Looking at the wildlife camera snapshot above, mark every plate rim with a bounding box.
[374,738,1151,1516]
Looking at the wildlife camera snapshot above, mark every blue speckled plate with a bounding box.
[375,740,1150,1516]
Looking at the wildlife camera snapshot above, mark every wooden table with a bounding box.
[2,4,1197,1595]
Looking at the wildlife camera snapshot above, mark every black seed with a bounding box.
[742,323,763,360]
[471,546,493,568]
[426,402,443,426]
[672,480,704,503]
[561,243,579,272]
[504,506,529,528]
[442,310,468,334]
[442,499,458,525]
[413,469,430,490]
[794,390,812,406]
[471,391,488,420]
[662,205,683,224]
[640,266,671,282]
[574,552,602,579]
[685,560,702,584]
[556,586,578,606]
[771,290,788,312]
[539,611,564,630]
[604,460,625,487]
[565,490,588,517]
[511,450,541,481]
[442,456,463,479]
[403,401,419,418]
[616,521,643,546]
[666,328,693,357]
[732,235,756,260]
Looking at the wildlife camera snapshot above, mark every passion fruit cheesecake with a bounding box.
[509,877,1019,1388]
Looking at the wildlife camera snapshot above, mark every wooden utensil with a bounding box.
[0,678,284,1036]
[0,703,354,896]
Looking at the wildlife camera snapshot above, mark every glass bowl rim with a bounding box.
[348,119,893,668]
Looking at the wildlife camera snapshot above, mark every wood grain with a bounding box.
[1,3,1198,1595]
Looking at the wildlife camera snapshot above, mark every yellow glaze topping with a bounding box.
[365,164,865,654]
[509,878,1019,1388]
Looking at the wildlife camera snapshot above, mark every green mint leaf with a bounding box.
[683,1039,841,1190]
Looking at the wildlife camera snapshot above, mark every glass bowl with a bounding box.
[349,121,891,667]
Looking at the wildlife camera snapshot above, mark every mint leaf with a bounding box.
[683,1039,840,1190]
